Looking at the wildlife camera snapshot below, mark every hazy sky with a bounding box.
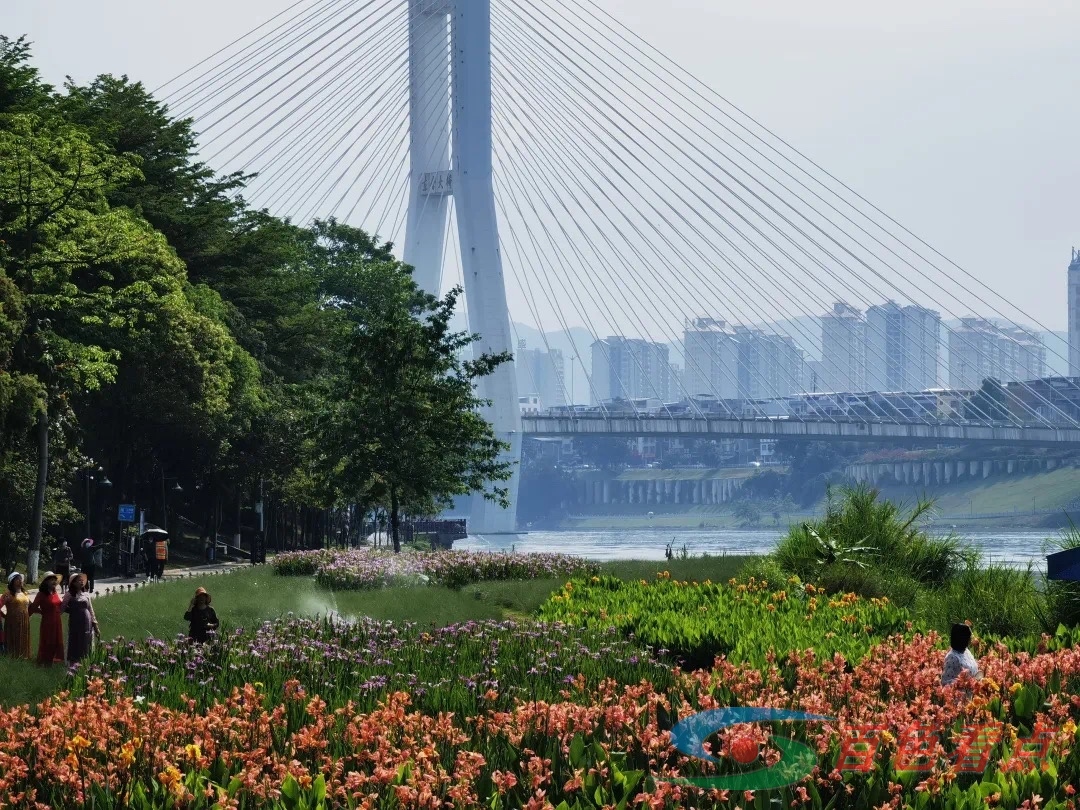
[9,0,1080,332]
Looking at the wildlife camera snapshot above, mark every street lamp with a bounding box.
[83,464,111,537]
[161,472,183,531]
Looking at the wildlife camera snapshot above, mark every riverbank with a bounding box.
[556,508,1074,532]
[459,526,1058,568]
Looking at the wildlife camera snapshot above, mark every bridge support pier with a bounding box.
[405,0,521,533]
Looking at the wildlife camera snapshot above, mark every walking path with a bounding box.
[27,559,259,598]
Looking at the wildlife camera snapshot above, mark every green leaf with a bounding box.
[280,774,301,802]
[570,734,585,767]
[1014,685,1037,720]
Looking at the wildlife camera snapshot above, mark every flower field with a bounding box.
[72,617,673,716]
[273,548,598,590]
[3,568,1080,808]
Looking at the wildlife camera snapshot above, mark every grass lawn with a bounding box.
[0,554,753,708]
[877,466,1080,517]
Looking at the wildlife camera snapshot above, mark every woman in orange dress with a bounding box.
[29,571,64,666]
[0,572,31,659]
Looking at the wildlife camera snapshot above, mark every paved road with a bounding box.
[28,559,259,597]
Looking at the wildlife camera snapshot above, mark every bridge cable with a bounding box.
[494,9,933,427]
[492,15,875,426]
[507,0,1062,432]
[561,0,1075,432]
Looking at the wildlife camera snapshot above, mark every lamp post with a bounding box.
[161,472,183,531]
[83,465,112,538]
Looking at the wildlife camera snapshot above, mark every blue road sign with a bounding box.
[118,504,136,522]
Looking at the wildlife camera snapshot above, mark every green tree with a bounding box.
[310,225,513,552]
[966,377,1010,422]
[0,111,147,579]
[733,499,762,528]
[0,36,51,114]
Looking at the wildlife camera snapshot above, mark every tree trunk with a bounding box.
[235,491,242,552]
[27,407,48,583]
[390,487,401,554]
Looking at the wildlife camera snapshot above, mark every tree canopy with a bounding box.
[0,36,513,573]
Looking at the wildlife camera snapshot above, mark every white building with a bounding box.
[820,302,866,393]
[949,318,1046,389]
[515,340,566,410]
[866,301,940,391]
[683,318,739,399]
[683,319,805,401]
[590,336,670,404]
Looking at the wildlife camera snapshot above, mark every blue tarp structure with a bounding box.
[1047,547,1080,581]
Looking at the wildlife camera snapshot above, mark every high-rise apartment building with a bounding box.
[734,327,804,399]
[682,318,739,399]
[999,328,1046,383]
[902,305,942,390]
[819,302,866,393]
[1070,248,1080,376]
[948,318,1046,389]
[515,339,566,409]
[948,318,997,391]
[681,318,805,401]
[590,336,670,404]
[865,301,940,391]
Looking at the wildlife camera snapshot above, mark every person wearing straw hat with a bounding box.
[61,573,99,664]
[0,572,31,659]
[184,587,219,643]
[29,571,64,666]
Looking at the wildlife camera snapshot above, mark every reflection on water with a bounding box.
[456,528,1056,569]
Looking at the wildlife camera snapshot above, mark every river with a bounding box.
[456,528,1060,569]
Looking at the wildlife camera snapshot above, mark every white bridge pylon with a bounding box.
[402,0,521,534]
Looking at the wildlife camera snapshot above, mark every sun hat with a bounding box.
[7,571,22,584]
[194,587,211,604]
[41,571,58,584]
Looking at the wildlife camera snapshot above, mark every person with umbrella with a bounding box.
[145,528,169,581]
[140,528,167,581]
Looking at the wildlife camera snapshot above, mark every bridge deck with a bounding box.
[520,416,1080,447]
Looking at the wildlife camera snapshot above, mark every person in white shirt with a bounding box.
[941,623,981,686]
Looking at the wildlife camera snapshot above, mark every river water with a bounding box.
[457,528,1059,569]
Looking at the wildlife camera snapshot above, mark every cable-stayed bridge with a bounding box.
[160,0,1080,531]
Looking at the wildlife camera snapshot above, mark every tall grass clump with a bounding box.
[771,484,1052,637]
[774,484,970,604]
[918,560,1044,638]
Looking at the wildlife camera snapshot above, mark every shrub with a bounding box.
[917,560,1045,638]
[276,548,598,590]
[773,484,968,596]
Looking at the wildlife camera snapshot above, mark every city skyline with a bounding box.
[577,291,1067,408]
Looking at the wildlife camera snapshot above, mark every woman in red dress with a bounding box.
[29,571,64,666]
